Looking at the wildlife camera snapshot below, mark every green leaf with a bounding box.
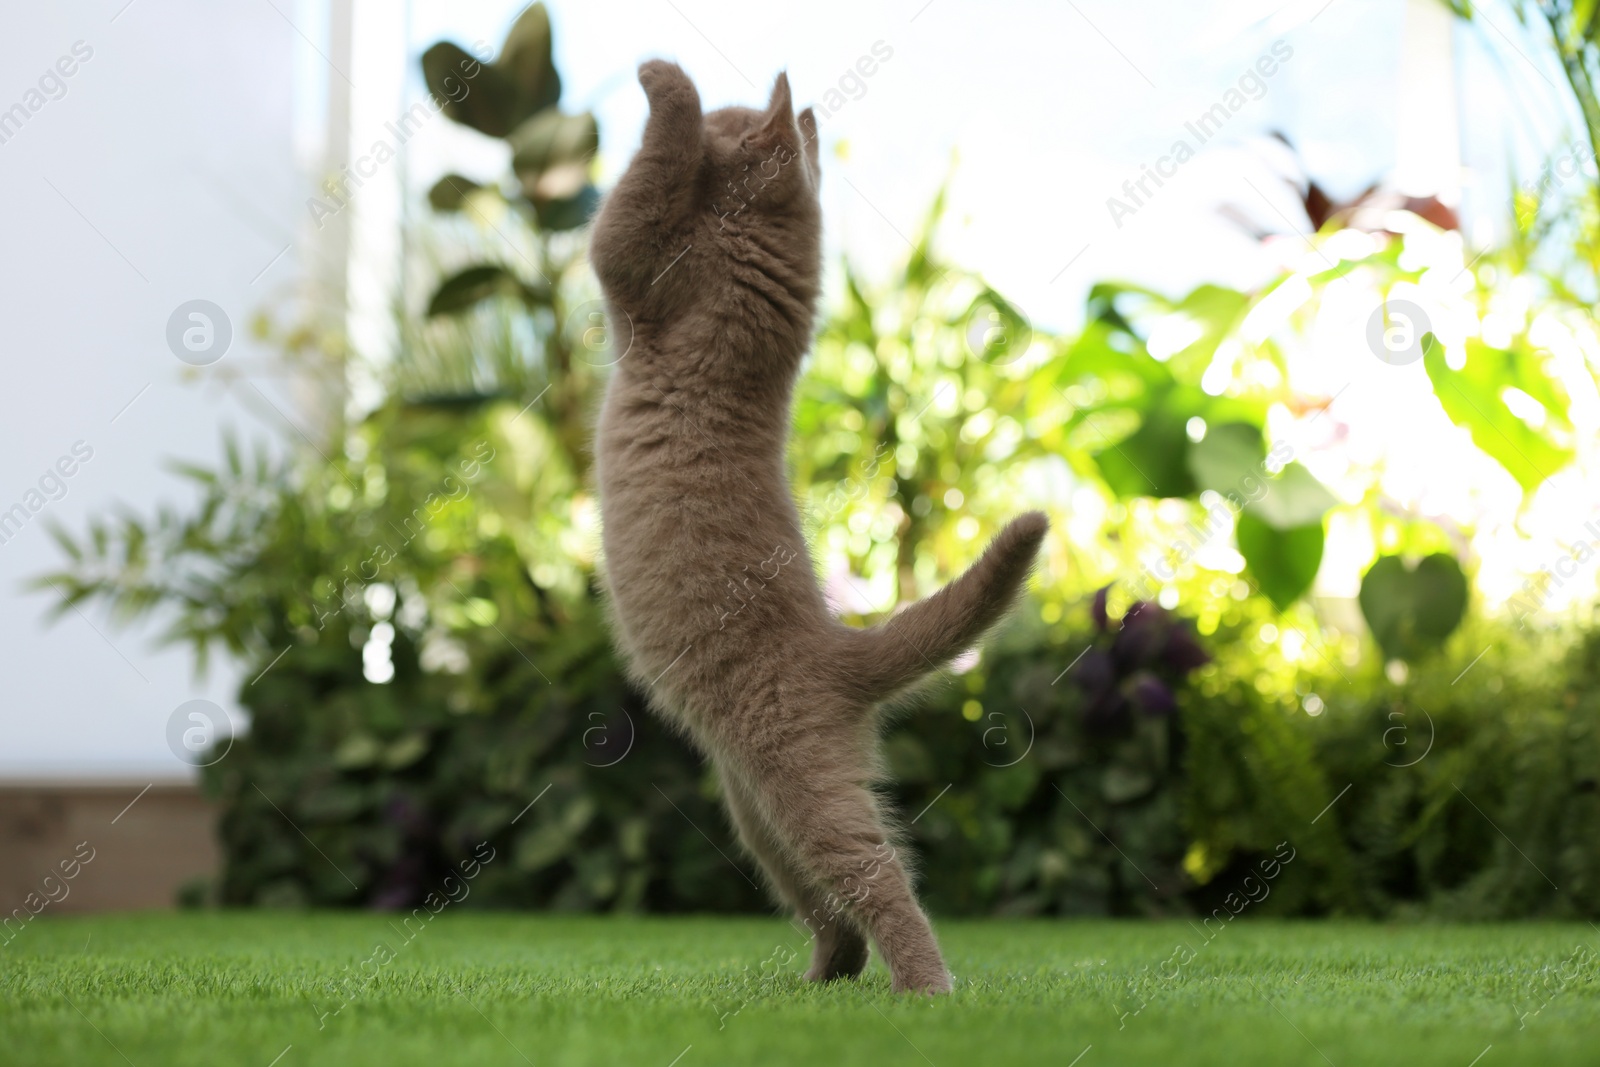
[428,175,483,211]
[421,43,521,138]
[1085,282,1140,335]
[1423,336,1574,494]
[333,733,381,769]
[1061,320,1171,392]
[1093,412,1191,498]
[1101,762,1156,803]
[1358,553,1469,661]
[1570,0,1598,46]
[533,185,600,232]
[426,264,546,317]
[1245,462,1338,530]
[903,180,949,286]
[514,822,570,872]
[1236,512,1323,610]
[509,111,597,201]
[1163,284,1250,379]
[383,733,430,770]
[496,2,562,119]
[1091,387,1199,499]
[420,5,564,140]
[961,287,1034,366]
[1187,421,1264,496]
[44,522,83,563]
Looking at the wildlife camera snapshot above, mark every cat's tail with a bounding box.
[835,511,1048,703]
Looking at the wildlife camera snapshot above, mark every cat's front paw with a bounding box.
[637,59,694,101]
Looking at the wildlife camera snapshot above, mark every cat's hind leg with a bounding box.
[719,763,870,982]
[725,718,952,995]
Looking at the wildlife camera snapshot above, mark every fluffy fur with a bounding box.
[590,60,1047,994]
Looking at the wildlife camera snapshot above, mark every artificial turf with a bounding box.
[2,913,1597,1066]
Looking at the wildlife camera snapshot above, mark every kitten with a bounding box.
[590,60,1047,994]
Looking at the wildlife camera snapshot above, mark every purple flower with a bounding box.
[1128,673,1176,716]
[1112,602,1169,669]
[1067,594,1209,731]
[1090,585,1111,634]
[1074,647,1115,694]
[1162,623,1211,674]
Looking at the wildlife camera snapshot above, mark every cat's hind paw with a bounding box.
[891,969,953,996]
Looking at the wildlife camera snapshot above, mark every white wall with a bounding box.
[0,0,300,778]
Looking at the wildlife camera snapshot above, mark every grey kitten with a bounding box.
[590,60,1046,994]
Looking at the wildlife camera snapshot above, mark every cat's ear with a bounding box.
[797,106,820,174]
[754,71,796,147]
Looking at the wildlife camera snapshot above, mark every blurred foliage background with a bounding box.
[37,2,1600,919]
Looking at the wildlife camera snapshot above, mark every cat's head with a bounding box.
[701,73,821,225]
[591,62,822,346]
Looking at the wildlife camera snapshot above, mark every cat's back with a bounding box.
[594,353,823,686]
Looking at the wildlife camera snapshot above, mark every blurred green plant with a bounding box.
[1308,616,1600,919]
[421,3,598,240]
[37,405,757,912]
[409,2,602,474]
[1448,1,1600,288]
[38,201,1598,919]
[887,592,1219,918]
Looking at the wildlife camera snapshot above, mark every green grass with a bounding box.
[3,914,1598,1066]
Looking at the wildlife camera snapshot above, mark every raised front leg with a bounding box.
[590,60,704,302]
[636,60,703,169]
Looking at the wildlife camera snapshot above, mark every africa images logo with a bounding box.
[0,441,94,548]
[1107,40,1293,228]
